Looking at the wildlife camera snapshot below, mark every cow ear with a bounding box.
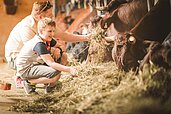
[128,36,136,44]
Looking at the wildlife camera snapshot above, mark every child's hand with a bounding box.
[51,47,61,59]
[86,34,92,41]
[70,67,79,77]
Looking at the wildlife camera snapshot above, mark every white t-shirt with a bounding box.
[5,15,37,62]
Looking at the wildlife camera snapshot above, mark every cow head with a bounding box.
[90,15,103,28]
[112,32,146,71]
[140,42,171,70]
[100,12,116,30]
[72,42,89,63]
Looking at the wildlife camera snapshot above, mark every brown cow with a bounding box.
[140,42,171,70]
[140,32,171,70]
[94,0,128,14]
[100,0,148,32]
[112,0,171,71]
[112,32,146,71]
[131,0,171,44]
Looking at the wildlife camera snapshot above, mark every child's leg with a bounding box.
[22,64,60,80]
[29,74,61,84]
[29,74,61,94]
[8,57,23,88]
[21,64,60,94]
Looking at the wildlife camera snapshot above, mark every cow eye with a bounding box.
[128,36,136,44]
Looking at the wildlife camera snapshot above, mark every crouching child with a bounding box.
[16,17,78,94]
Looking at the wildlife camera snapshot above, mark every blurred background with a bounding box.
[0,0,107,62]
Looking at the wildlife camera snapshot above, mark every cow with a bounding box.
[131,0,171,44]
[85,15,113,64]
[63,15,75,27]
[66,15,110,63]
[92,0,128,14]
[66,24,90,63]
[99,0,148,32]
[112,32,146,71]
[140,32,171,70]
[141,42,171,70]
[111,0,171,71]
[71,42,89,63]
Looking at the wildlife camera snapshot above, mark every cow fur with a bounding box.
[100,0,148,32]
[112,0,171,71]
[112,32,146,71]
[131,0,171,43]
[140,41,171,70]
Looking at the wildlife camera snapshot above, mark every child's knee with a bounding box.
[49,74,60,82]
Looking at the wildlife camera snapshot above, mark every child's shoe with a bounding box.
[45,84,56,94]
[14,76,23,88]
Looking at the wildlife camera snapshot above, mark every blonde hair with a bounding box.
[31,1,52,19]
[37,17,56,34]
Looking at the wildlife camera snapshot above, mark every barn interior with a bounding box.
[0,0,171,114]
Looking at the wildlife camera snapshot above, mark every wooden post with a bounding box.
[52,0,58,19]
[84,0,87,9]
[66,2,71,16]
[104,0,107,6]
[89,0,93,12]
[96,0,101,16]
[78,0,81,9]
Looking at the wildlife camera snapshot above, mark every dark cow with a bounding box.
[66,41,89,63]
[93,0,128,14]
[112,0,171,71]
[141,42,171,70]
[140,32,171,70]
[99,0,148,32]
[71,42,89,63]
[131,0,171,44]
[112,32,146,71]
[67,15,107,63]
[66,30,89,63]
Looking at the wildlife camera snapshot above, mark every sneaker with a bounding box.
[45,84,56,94]
[22,80,36,95]
[14,76,23,88]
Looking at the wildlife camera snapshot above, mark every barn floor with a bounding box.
[0,63,47,113]
[0,0,91,112]
[0,2,38,110]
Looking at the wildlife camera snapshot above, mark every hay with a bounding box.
[9,26,171,113]
[87,28,112,63]
[10,61,171,114]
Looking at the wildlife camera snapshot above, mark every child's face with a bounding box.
[40,25,55,42]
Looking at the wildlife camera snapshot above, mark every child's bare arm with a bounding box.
[40,54,78,76]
